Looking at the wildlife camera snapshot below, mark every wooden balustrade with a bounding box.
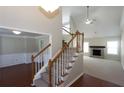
[62,27,73,35]
[48,31,84,87]
[31,43,51,82]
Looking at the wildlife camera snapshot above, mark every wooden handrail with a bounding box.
[62,28,72,35]
[49,31,82,62]
[50,32,78,63]
[51,44,67,62]
[31,43,51,84]
[33,43,51,59]
[62,26,71,30]
[67,34,77,45]
[48,31,84,87]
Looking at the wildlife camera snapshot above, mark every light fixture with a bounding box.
[39,0,59,13]
[12,31,21,35]
[40,5,59,13]
[84,6,95,24]
[38,1,59,18]
[85,18,93,24]
[39,6,59,19]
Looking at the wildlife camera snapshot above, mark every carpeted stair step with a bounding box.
[42,72,49,83]
[34,78,49,87]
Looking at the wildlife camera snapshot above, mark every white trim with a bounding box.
[0,25,50,36]
[0,34,40,39]
[0,53,36,67]
[34,35,49,39]
[0,26,51,38]
[65,72,84,87]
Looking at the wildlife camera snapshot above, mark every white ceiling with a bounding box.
[0,28,43,37]
[62,6,123,38]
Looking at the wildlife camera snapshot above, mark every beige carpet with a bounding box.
[83,56,124,86]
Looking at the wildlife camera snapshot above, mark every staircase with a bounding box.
[31,31,84,87]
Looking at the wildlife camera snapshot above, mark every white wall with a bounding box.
[120,8,124,69]
[36,35,51,65]
[63,16,77,42]
[70,16,77,32]
[36,35,49,51]
[84,36,121,61]
[0,6,62,56]
[64,53,83,86]
[76,6,122,38]
[121,30,124,69]
[0,36,39,67]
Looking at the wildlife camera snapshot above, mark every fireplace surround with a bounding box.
[89,46,105,58]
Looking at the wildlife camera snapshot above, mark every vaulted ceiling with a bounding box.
[62,6,123,38]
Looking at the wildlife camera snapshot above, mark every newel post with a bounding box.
[71,33,74,47]
[76,31,80,53]
[48,59,52,87]
[82,33,84,52]
[31,55,35,83]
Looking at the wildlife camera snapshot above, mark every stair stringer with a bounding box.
[61,53,84,87]
[33,64,48,85]
[33,53,84,87]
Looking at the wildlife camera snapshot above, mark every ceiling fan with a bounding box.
[84,6,95,24]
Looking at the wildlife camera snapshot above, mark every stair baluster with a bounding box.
[31,44,51,84]
[48,31,84,87]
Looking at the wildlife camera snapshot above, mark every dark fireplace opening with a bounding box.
[93,49,101,56]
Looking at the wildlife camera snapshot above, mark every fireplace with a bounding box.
[93,49,101,56]
[89,46,105,58]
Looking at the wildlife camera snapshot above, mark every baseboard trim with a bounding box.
[65,72,84,87]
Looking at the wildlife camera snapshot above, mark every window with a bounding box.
[84,42,89,53]
[107,41,118,55]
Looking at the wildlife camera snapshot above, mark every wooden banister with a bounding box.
[51,44,67,62]
[31,43,51,84]
[62,26,71,30]
[82,33,84,52]
[48,59,52,87]
[50,31,82,63]
[34,44,51,59]
[62,28,72,35]
[67,34,77,45]
[48,31,84,86]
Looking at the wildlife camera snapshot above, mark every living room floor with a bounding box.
[0,56,124,87]
[71,73,120,87]
[0,63,120,87]
[83,56,124,86]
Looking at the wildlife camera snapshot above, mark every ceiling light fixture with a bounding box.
[84,6,95,24]
[39,5,59,19]
[12,31,21,35]
[40,5,59,13]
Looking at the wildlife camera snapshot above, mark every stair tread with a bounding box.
[34,78,49,87]
[56,80,64,86]
[66,66,72,70]
[62,73,69,77]
[70,61,75,64]
[70,60,75,63]
[42,72,49,83]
